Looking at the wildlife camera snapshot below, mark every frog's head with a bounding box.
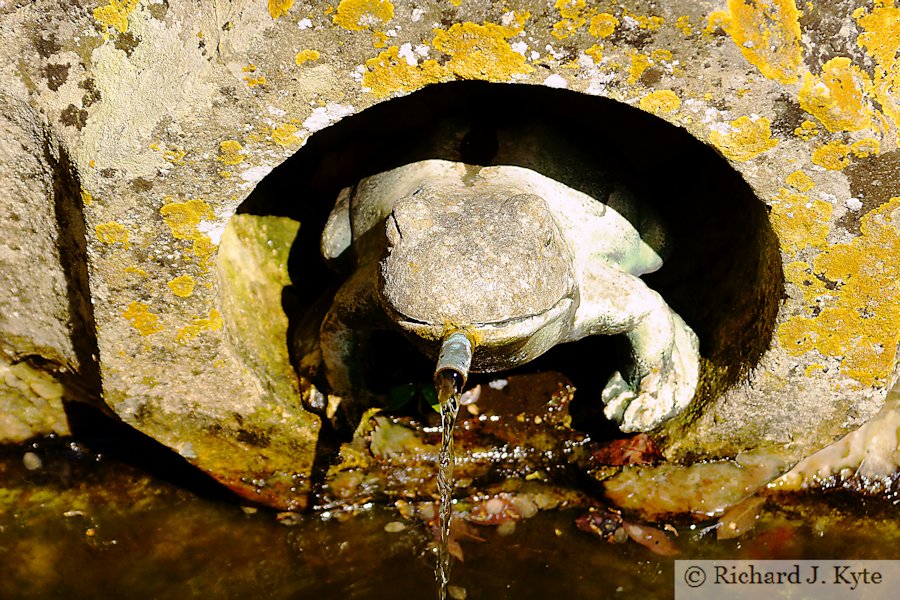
[378,183,577,371]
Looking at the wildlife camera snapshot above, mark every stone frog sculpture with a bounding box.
[315,159,699,432]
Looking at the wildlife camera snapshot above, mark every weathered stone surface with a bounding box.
[1,0,899,506]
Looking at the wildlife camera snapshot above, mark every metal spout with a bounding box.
[434,331,474,388]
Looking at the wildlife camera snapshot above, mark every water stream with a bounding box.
[435,369,463,600]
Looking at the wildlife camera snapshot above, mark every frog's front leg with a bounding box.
[573,263,699,432]
[319,262,390,424]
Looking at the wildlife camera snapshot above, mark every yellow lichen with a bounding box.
[794,119,819,140]
[333,0,394,32]
[804,363,827,377]
[371,31,389,48]
[777,197,900,386]
[124,266,148,277]
[708,116,779,162]
[713,0,803,84]
[651,49,673,62]
[272,123,301,147]
[627,51,652,84]
[639,90,681,114]
[363,46,447,97]
[851,137,880,158]
[93,0,139,34]
[769,188,833,256]
[622,8,664,30]
[95,222,130,248]
[798,57,876,133]
[588,13,618,38]
[122,301,163,336]
[811,140,851,170]
[433,22,535,81]
[216,140,245,165]
[160,199,214,240]
[80,188,92,206]
[675,15,693,36]
[268,0,294,19]
[552,0,587,39]
[584,44,603,63]
[496,11,530,37]
[163,148,186,165]
[855,0,900,135]
[785,170,814,192]
[160,199,217,269]
[176,309,224,342]
[295,49,321,65]
[167,275,195,298]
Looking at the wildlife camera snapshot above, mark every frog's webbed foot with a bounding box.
[574,264,699,432]
[601,307,699,432]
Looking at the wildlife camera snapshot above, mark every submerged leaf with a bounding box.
[622,521,679,556]
[717,496,765,540]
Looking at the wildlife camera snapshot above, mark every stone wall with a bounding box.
[1,0,897,507]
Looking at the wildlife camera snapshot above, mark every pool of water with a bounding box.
[2,439,898,600]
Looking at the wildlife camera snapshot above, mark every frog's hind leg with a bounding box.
[573,264,699,432]
[317,263,389,428]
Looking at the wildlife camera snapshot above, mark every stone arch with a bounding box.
[222,81,783,439]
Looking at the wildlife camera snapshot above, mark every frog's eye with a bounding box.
[544,229,553,248]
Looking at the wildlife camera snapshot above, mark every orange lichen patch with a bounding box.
[639,90,681,114]
[122,301,163,336]
[855,3,900,136]
[798,57,876,133]
[167,275,195,298]
[711,0,803,84]
[811,140,851,170]
[626,51,651,84]
[433,22,535,80]
[777,197,900,386]
[268,0,294,19]
[333,0,394,32]
[768,188,833,256]
[93,0,139,34]
[176,309,224,342]
[675,15,693,36]
[708,116,779,162]
[785,170,814,192]
[295,49,320,66]
[80,188,92,206]
[216,140,245,165]
[272,123,301,147]
[95,222,130,248]
[589,13,618,38]
[363,46,447,97]
[851,137,880,158]
[793,119,819,140]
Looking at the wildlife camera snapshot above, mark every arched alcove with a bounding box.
[224,82,784,438]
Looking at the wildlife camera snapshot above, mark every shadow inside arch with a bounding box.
[236,81,784,437]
